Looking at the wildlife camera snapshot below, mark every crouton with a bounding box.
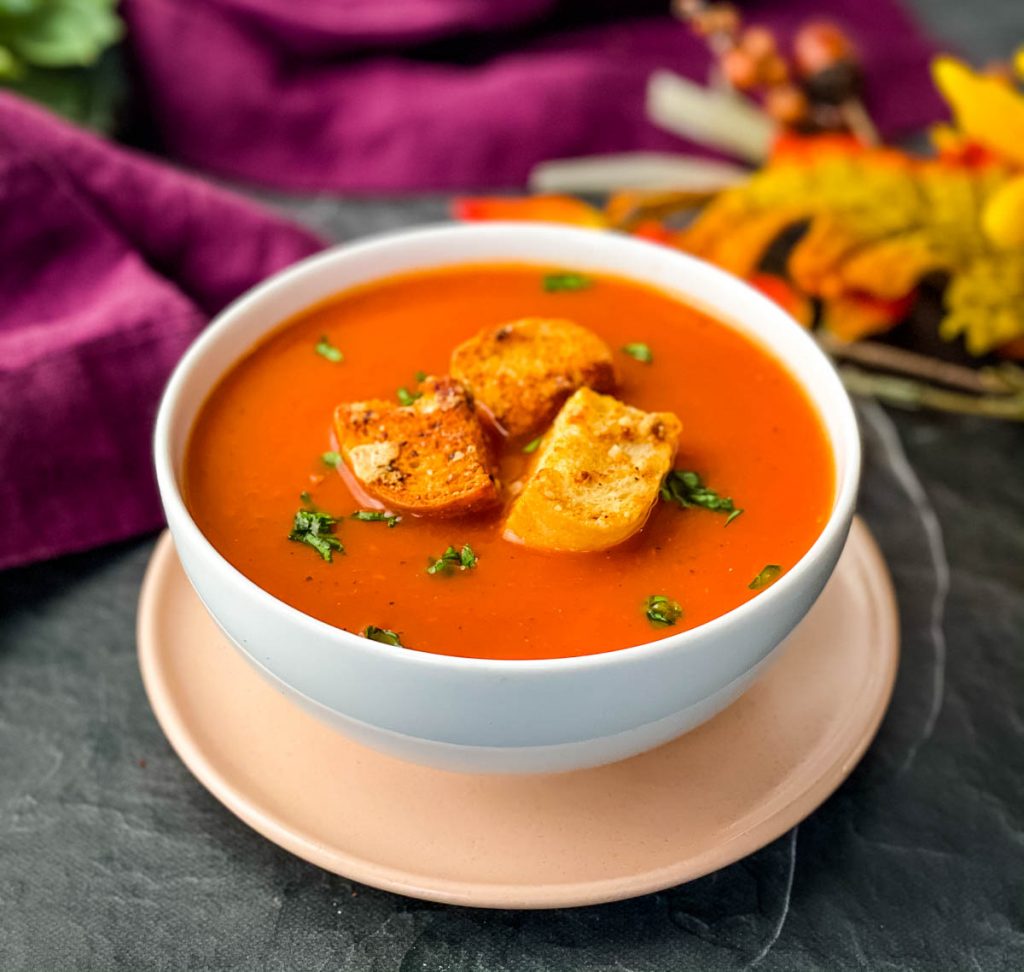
[450,318,616,437]
[334,376,500,516]
[504,388,681,552]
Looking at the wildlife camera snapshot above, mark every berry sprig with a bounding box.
[672,1,878,144]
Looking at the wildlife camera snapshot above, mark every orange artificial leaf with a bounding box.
[749,274,814,327]
[821,293,913,342]
[629,219,674,245]
[675,189,752,258]
[769,132,863,163]
[704,205,806,277]
[788,214,867,296]
[838,233,945,300]
[452,196,606,228]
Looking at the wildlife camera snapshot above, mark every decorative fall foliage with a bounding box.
[457,51,1024,360]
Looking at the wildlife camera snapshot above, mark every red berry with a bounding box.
[739,26,777,61]
[793,21,857,76]
[722,47,759,89]
[764,84,810,125]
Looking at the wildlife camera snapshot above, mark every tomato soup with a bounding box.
[184,264,834,660]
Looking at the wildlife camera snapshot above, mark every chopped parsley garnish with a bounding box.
[661,470,743,525]
[426,544,478,575]
[622,342,654,364]
[351,510,401,528]
[645,594,683,627]
[363,625,403,647]
[749,565,782,590]
[288,509,344,562]
[321,451,342,468]
[414,370,427,383]
[397,386,423,406]
[543,271,592,293]
[315,335,344,363]
[299,490,314,508]
[522,436,543,454]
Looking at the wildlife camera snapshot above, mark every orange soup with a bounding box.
[184,264,834,660]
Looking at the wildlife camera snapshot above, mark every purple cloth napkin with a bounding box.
[123,0,943,191]
[0,94,323,571]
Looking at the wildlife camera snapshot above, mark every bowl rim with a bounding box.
[154,222,861,675]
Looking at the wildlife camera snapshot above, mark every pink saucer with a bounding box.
[138,517,897,909]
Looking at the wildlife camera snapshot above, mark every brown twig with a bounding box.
[817,334,1021,395]
[838,366,1024,422]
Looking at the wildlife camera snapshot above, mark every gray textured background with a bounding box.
[2,2,1024,968]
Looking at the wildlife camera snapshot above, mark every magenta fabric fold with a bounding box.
[0,94,324,570]
[123,0,944,191]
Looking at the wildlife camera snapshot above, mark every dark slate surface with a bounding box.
[4,1,1024,961]
[2,197,1023,971]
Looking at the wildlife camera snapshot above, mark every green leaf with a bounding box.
[397,386,422,406]
[0,0,123,69]
[1,44,125,130]
[522,436,542,454]
[426,543,478,575]
[0,43,22,79]
[351,510,401,528]
[543,271,592,293]
[321,451,341,468]
[0,3,45,16]
[288,508,344,562]
[749,565,782,590]
[622,342,654,364]
[315,335,343,363]
[645,594,682,627]
[661,470,743,524]
[363,625,403,647]
[414,370,427,383]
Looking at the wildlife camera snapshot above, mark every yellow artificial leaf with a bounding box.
[941,251,1024,354]
[982,174,1024,248]
[931,55,1024,167]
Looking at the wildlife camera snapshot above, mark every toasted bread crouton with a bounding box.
[504,388,681,552]
[450,318,616,437]
[334,376,499,516]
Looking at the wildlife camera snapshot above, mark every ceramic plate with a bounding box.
[138,517,897,909]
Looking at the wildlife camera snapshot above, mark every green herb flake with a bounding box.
[321,451,342,468]
[363,625,403,647]
[299,491,314,508]
[623,342,654,364]
[749,565,782,590]
[351,510,401,528]
[645,594,683,627]
[426,543,478,575]
[661,470,743,524]
[288,508,344,562]
[543,271,592,293]
[315,335,344,363]
[522,436,543,454]
[414,370,427,383]
[397,386,423,406]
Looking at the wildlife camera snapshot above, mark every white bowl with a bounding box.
[154,224,860,774]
